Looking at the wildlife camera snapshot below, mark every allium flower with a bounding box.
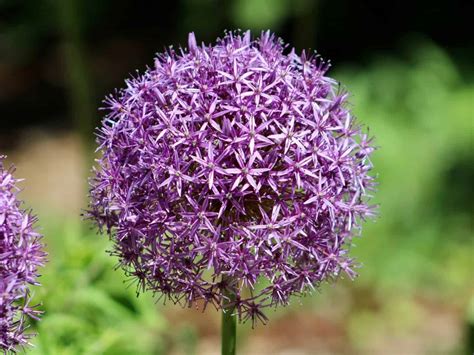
[0,157,46,351]
[88,31,376,325]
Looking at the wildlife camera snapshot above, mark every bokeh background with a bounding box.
[1,0,472,354]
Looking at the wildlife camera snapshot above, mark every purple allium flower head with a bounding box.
[88,31,376,324]
[0,157,46,351]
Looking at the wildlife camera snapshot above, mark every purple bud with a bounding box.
[188,32,198,54]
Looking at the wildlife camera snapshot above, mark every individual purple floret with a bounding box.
[0,157,46,352]
[88,31,376,324]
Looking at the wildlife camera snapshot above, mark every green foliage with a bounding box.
[232,0,290,29]
[331,42,473,352]
[335,41,472,296]
[29,220,167,355]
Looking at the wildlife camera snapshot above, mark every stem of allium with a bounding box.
[221,281,237,355]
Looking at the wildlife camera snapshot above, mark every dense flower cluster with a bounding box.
[88,31,376,324]
[0,157,46,351]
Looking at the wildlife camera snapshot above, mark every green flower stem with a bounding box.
[221,285,237,355]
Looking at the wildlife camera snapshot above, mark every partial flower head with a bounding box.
[0,157,46,351]
[88,31,376,324]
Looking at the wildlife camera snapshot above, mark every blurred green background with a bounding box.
[0,0,472,354]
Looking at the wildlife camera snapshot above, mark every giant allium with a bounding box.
[88,31,376,324]
[0,157,46,351]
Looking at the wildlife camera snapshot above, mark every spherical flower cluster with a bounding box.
[88,31,376,324]
[0,157,46,351]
